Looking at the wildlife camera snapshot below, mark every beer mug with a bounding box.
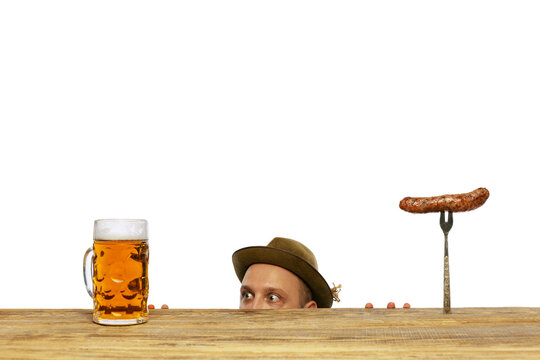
[83,219,149,325]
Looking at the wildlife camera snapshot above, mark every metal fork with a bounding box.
[440,211,453,314]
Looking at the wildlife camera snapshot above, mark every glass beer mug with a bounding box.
[83,219,149,325]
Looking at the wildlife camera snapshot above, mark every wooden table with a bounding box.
[1,308,539,359]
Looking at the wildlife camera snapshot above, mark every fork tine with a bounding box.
[439,211,454,233]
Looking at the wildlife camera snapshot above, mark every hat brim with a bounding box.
[232,246,333,308]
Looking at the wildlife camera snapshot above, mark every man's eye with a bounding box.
[268,294,280,302]
[242,292,253,300]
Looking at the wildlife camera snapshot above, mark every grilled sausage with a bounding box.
[399,188,489,213]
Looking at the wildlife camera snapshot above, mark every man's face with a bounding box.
[239,263,316,309]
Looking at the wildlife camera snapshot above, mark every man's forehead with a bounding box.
[244,263,297,276]
[242,263,302,286]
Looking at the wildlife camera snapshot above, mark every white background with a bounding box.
[1,1,539,309]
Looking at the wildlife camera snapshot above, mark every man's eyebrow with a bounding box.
[240,285,253,293]
[241,285,285,294]
[264,287,287,298]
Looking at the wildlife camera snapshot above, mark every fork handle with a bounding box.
[444,234,451,314]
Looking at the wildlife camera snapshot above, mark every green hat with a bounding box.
[232,237,334,308]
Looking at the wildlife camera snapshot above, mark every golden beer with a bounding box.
[92,240,149,324]
[84,219,149,325]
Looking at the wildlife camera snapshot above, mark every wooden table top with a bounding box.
[1,308,540,359]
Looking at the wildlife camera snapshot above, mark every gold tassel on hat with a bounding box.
[331,282,342,302]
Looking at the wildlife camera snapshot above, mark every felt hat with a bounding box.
[232,237,334,308]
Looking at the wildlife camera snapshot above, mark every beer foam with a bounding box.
[93,219,148,241]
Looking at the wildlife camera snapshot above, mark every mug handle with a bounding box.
[83,247,94,298]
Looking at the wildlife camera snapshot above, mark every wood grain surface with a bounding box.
[1,308,540,359]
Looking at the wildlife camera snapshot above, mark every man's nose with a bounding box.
[250,296,266,309]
